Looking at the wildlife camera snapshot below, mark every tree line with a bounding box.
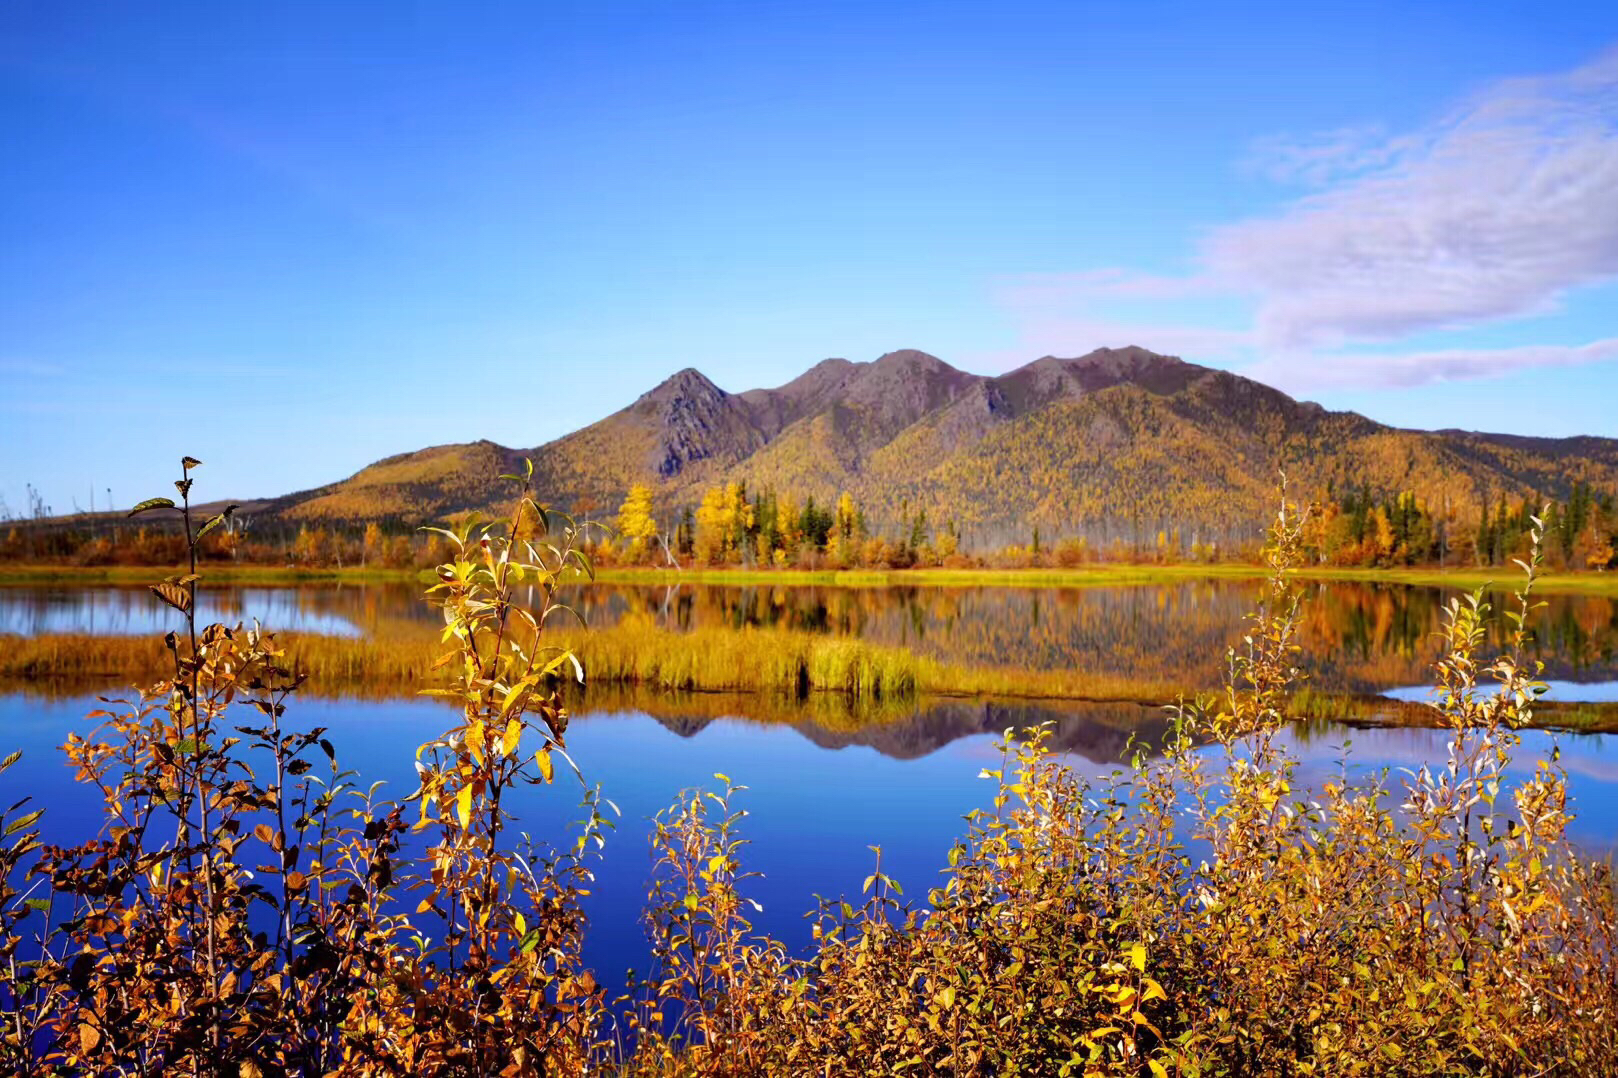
[4,478,1615,572]
[601,477,1618,571]
[1304,480,1615,570]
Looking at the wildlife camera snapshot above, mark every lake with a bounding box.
[6,576,1618,693]
[3,577,1616,990]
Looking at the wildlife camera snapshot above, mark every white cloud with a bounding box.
[990,46,1618,391]
[1209,45,1618,352]
[1247,337,1618,391]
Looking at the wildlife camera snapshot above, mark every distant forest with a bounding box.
[6,478,1614,573]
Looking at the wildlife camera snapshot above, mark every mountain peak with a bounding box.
[1008,347,1208,397]
[638,367,726,405]
[626,367,764,479]
[872,348,950,370]
[841,349,978,433]
[785,356,863,390]
[1061,345,1192,371]
[809,357,855,373]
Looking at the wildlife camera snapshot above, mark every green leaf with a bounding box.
[195,505,239,542]
[4,809,43,836]
[128,497,176,517]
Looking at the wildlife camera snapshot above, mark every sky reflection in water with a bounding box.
[3,692,1612,995]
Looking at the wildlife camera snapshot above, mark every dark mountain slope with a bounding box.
[265,347,1618,539]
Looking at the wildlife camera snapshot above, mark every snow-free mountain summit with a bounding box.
[266,347,1618,544]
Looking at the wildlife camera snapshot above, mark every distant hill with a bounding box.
[264,347,1618,544]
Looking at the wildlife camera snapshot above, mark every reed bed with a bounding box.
[7,625,1616,732]
[0,631,440,689]
[0,625,1182,704]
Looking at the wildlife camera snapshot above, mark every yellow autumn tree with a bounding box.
[1370,505,1397,566]
[617,484,660,562]
[835,491,858,540]
[776,492,802,552]
[291,525,329,565]
[363,522,385,566]
[693,485,732,564]
[1586,533,1615,570]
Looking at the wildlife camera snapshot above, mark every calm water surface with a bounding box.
[4,579,1616,988]
[5,578,1618,695]
[0,584,362,636]
[3,691,1615,992]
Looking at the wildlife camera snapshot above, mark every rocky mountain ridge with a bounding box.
[265,347,1618,543]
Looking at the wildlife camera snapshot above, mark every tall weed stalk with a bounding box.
[0,458,609,1075]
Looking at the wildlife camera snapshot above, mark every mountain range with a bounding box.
[262,347,1618,544]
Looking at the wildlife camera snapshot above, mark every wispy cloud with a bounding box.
[1211,44,1618,352]
[1243,124,1419,187]
[1248,337,1618,391]
[989,45,1618,390]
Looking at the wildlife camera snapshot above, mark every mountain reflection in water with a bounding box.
[5,578,1614,698]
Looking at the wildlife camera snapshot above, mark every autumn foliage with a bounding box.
[2,462,1615,1075]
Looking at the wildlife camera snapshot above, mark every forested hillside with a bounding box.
[255,346,1618,547]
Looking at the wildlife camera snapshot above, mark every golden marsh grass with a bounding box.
[6,623,1615,731]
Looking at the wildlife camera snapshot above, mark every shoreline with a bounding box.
[2,561,1616,596]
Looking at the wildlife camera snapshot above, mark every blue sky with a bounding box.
[3,1,1617,515]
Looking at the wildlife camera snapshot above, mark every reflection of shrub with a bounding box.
[616,497,1618,1075]
[3,468,1615,1074]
